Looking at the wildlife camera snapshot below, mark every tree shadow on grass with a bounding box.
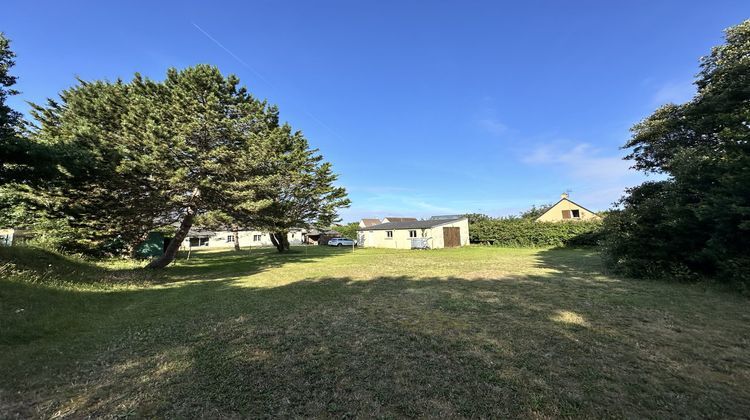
[1,248,749,418]
[0,245,346,285]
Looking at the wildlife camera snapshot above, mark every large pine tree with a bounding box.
[23,65,348,266]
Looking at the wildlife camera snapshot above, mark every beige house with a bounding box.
[358,217,469,249]
[536,193,602,222]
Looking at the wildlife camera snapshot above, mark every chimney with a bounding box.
[561,192,569,199]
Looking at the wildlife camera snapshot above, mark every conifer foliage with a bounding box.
[12,65,349,267]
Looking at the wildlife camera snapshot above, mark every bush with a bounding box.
[600,183,750,288]
[470,218,603,248]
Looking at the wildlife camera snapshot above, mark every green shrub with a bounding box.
[470,218,603,248]
[600,183,750,288]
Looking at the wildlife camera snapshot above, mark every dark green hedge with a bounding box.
[470,218,603,248]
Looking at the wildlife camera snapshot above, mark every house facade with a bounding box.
[536,193,602,222]
[358,217,469,249]
[180,228,306,249]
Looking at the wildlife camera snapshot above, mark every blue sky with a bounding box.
[4,1,749,222]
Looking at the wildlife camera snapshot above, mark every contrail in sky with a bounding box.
[191,22,344,141]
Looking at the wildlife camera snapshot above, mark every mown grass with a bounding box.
[1,245,748,418]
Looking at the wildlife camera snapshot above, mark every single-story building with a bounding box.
[536,193,602,222]
[180,228,306,249]
[358,217,469,249]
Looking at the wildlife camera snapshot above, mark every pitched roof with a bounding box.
[430,215,463,220]
[359,217,466,231]
[359,218,382,227]
[535,197,601,221]
[306,229,340,236]
[382,217,418,222]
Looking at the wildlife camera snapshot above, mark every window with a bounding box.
[189,237,200,247]
[409,230,417,238]
[562,209,581,219]
[386,231,393,238]
[226,235,235,243]
[200,237,209,246]
[253,234,262,241]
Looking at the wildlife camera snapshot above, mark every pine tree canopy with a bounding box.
[10,64,349,265]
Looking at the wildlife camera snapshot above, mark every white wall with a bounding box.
[359,218,469,249]
[361,227,432,249]
[427,218,469,248]
[181,230,305,249]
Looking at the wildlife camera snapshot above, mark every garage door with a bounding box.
[443,227,460,248]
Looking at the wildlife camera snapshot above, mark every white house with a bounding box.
[180,228,306,249]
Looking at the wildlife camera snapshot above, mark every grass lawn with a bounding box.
[1,245,749,418]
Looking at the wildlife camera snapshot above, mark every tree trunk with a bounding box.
[146,207,196,269]
[233,225,240,251]
[269,231,289,252]
[269,231,283,252]
[281,231,290,251]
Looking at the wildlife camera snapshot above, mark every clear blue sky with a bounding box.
[4,1,748,222]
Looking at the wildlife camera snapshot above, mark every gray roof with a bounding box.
[430,214,464,220]
[359,217,466,231]
[306,229,340,236]
[382,217,418,222]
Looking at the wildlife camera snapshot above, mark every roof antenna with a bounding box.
[562,189,572,199]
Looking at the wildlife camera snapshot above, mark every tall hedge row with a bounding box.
[469,218,603,248]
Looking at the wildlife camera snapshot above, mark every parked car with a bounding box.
[327,237,356,247]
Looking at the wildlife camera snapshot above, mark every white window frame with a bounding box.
[386,231,393,239]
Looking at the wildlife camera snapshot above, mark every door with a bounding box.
[443,227,461,248]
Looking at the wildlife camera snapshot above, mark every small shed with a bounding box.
[304,229,341,245]
[358,217,469,249]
